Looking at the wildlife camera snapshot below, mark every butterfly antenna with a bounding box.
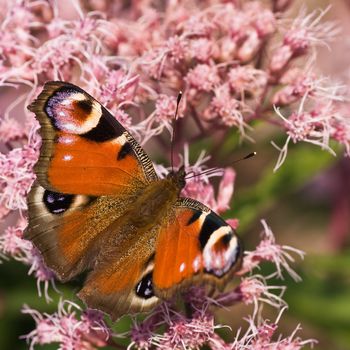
[232,151,257,164]
[185,152,257,180]
[170,91,183,173]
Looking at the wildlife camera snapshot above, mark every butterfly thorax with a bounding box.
[125,171,185,229]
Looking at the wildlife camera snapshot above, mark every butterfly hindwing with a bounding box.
[78,225,161,321]
[28,81,157,196]
[153,198,243,299]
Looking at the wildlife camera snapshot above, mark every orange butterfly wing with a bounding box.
[28,81,157,195]
[153,198,243,298]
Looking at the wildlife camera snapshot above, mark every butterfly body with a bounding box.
[123,175,182,229]
[25,82,242,320]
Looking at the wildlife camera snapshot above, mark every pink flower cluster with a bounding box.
[0,0,347,158]
[0,0,344,348]
[22,300,110,350]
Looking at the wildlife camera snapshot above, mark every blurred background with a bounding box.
[0,0,350,349]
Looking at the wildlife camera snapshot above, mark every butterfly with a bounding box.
[25,81,243,321]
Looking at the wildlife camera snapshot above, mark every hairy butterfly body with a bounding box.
[25,81,242,320]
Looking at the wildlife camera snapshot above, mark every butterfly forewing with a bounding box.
[28,81,157,195]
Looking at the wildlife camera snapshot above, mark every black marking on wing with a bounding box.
[43,190,74,214]
[187,210,201,226]
[117,142,132,160]
[135,272,154,299]
[76,99,93,114]
[221,233,232,247]
[82,108,124,142]
[199,212,227,249]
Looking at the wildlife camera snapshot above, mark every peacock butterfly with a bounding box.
[25,81,242,320]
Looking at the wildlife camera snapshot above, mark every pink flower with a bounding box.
[155,94,184,123]
[240,220,305,281]
[22,300,110,350]
[331,118,350,156]
[0,116,26,143]
[269,7,338,73]
[273,70,345,106]
[215,275,286,311]
[0,217,31,261]
[245,2,276,38]
[99,71,139,108]
[152,312,217,350]
[27,247,57,302]
[272,98,343,170]
[0,1,342,348]
[166,35,188,63]
[204,84,249,133]
[228,65,268,98]
[216,167,236,213]
[0,145,37,211]
[188,38,214,62]
[186,64,220,93]
[237,28,261,63]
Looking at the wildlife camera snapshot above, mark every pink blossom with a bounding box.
[331,118,350,156]
[0,145,37,211]
[245,2,276,38]
[22,300,110,350]
[226,218,239,230]
[188,38,214,62]
[0,217,31,261]
[215,275,286,311]
[216,167,236,212]
[273,100,341,170]
[273,71,345,106]
[205,84,249,133]
[166,35,188,64]
[237,28,261,63]
[182,15,216,37]
[240,220,305,281]
[270,7,338,73]
[0,116,26,143]
[154,94,184,123]
[228,65,268,98]
[152,313,217,350]
[27,247,57,302]
[186,64,220,93]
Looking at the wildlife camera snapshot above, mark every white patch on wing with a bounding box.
[53,92,102,135]
[58,135,75,144]
[179,262,186,273]
[112,133,127,146]
[202,225,239,277]
[192,255,202,273]
[63,154,73,161]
